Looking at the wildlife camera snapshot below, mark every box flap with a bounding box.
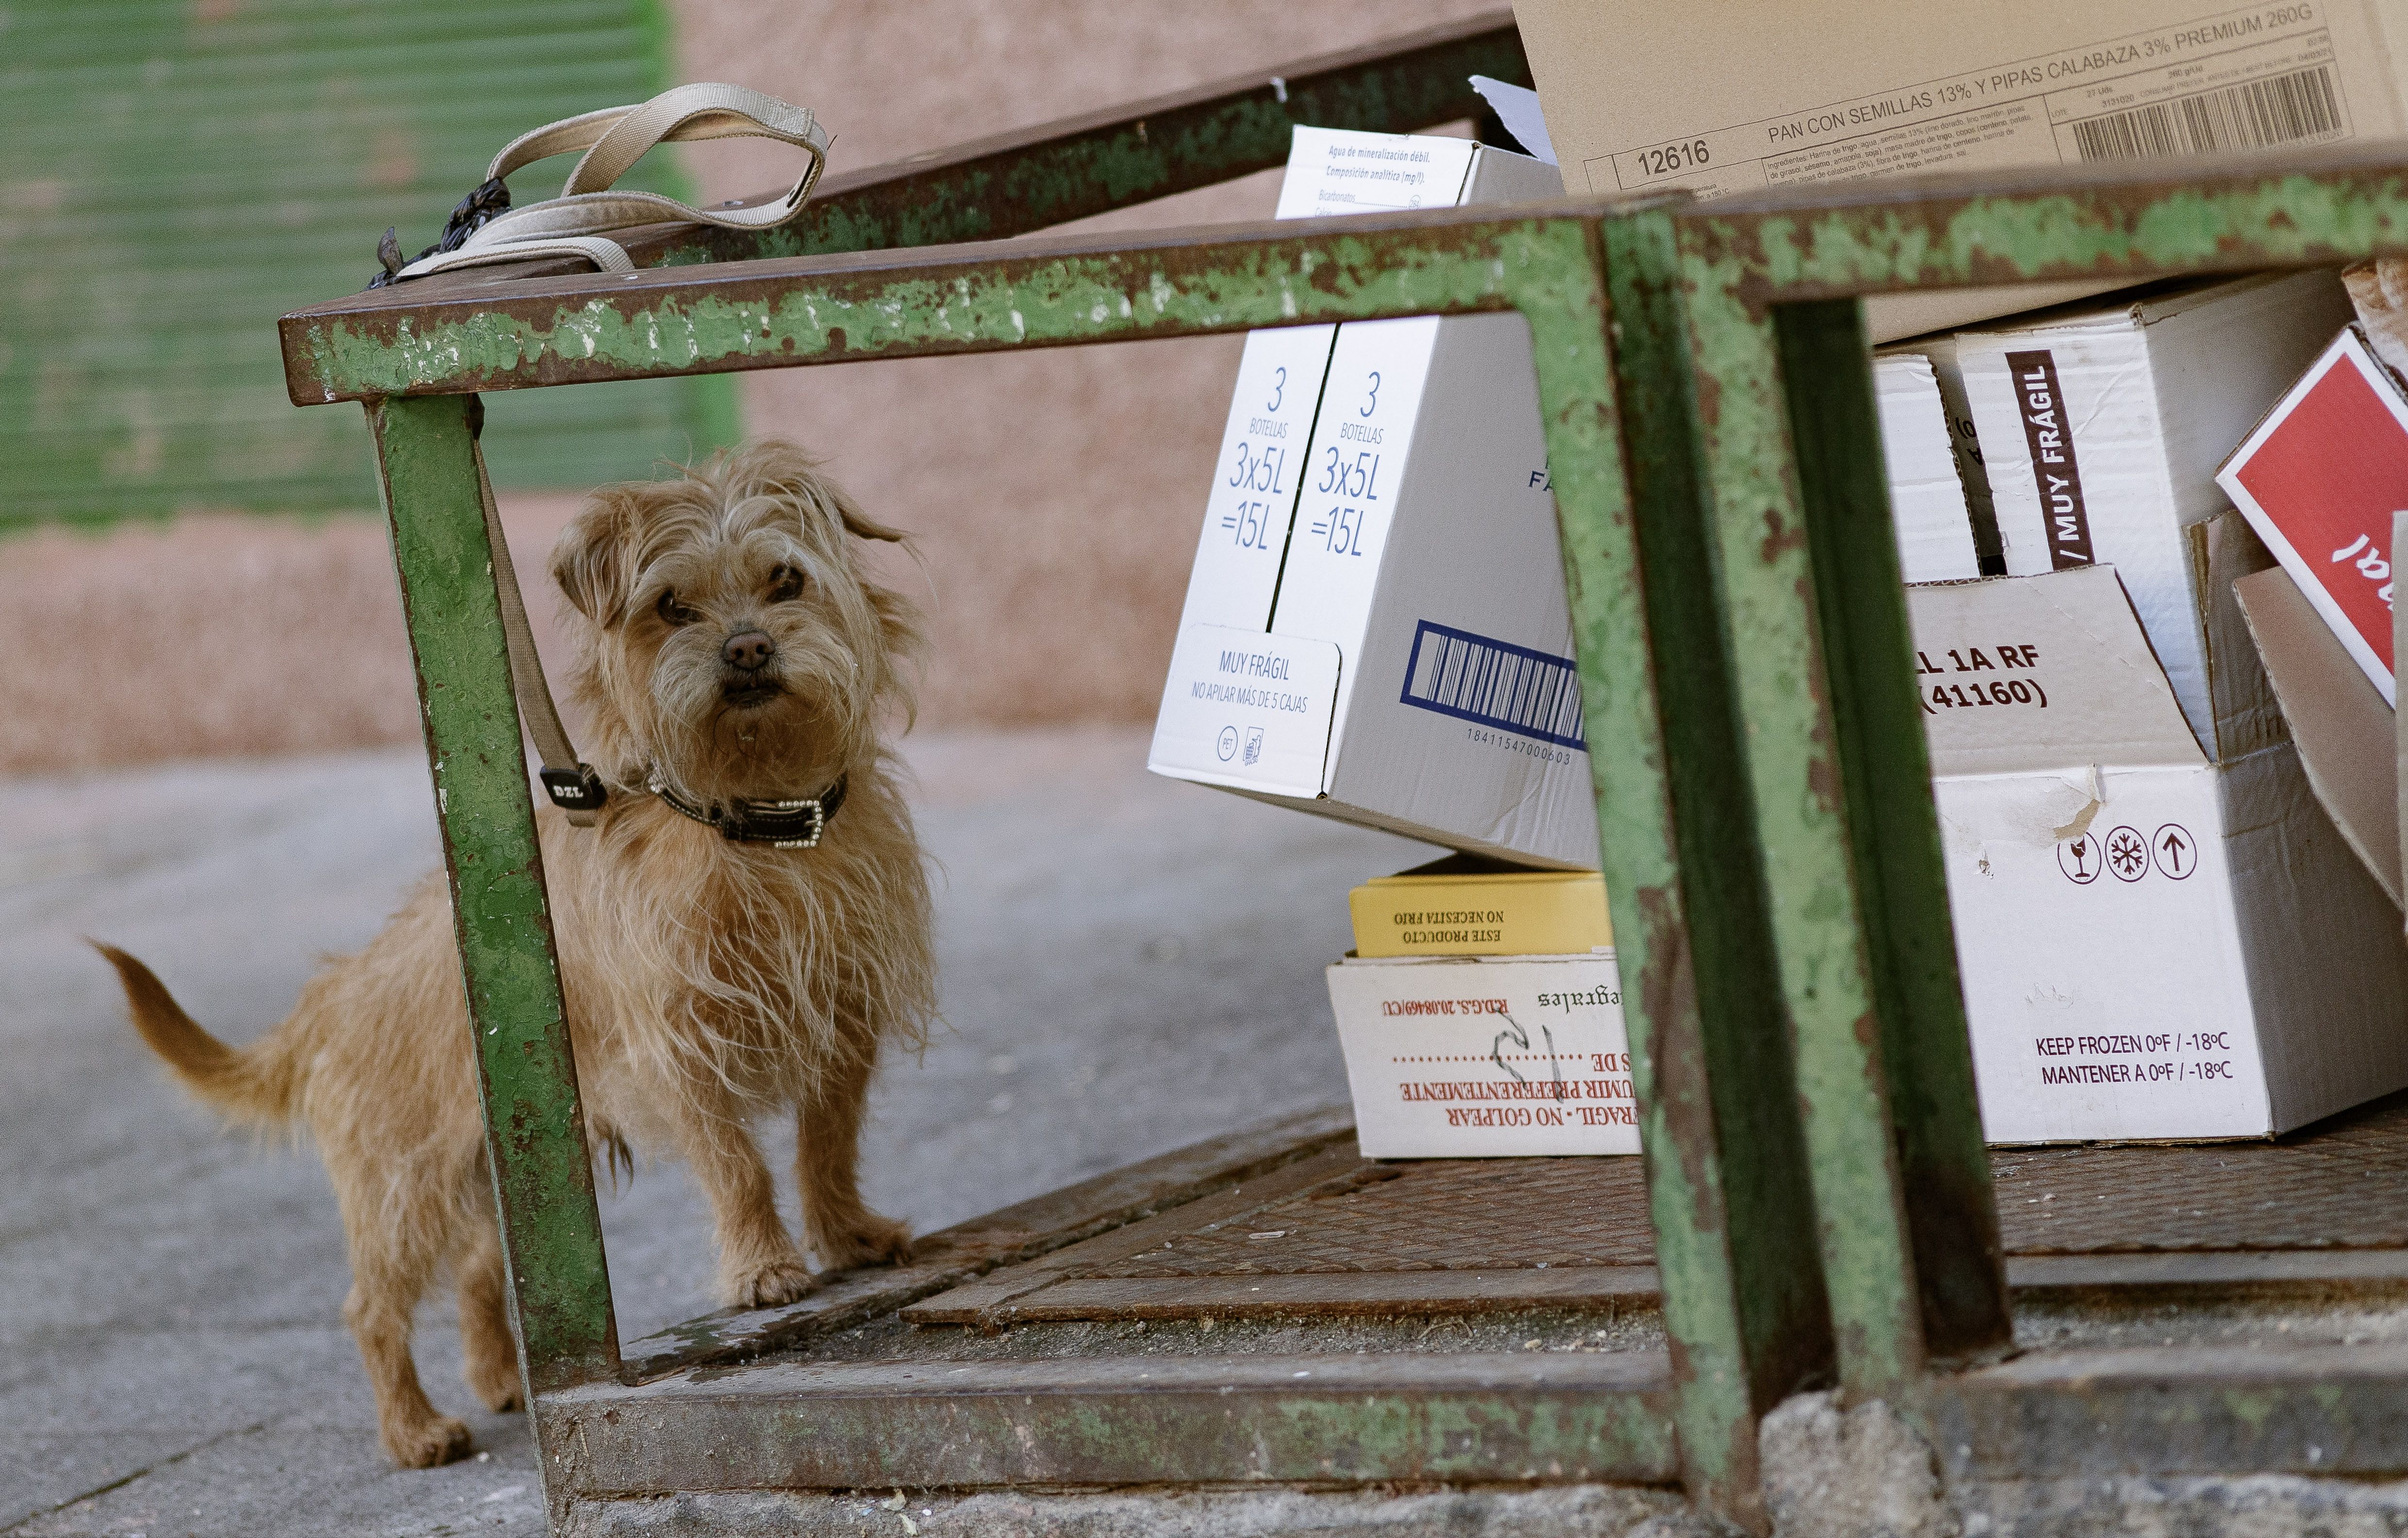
[1462,143,1567,204]
[2189,507,2286,763]
[2233,566,2402,908]
[1275,127,1479,219]
[1910,565,2203,777]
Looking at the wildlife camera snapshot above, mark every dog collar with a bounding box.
[646,773,847,849]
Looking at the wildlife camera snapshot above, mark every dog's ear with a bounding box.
[812,472,908,546]
[838,502,909,545]
[551,496,634,625]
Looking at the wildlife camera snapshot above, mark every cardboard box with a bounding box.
[1326,953,1639,1157]
[2234,563,2401,907]
[1150,129,1600,868]
[1955,270,2350,753]
[1882,333,2004,574]
[2218,323,2408,705]
[1913,564,2408,1143]
[1511,0,2408,341]
[1875,351,1984,583]
[1349,855,1612,959]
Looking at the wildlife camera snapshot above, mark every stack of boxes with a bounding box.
[1150,7,2408,1149]
[1329,859,1635,1158]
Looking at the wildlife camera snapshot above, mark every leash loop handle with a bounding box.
[392,83,827,282]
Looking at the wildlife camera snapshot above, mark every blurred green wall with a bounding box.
[0,0,739,527]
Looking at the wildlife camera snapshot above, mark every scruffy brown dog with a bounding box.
[97,441,936,1468]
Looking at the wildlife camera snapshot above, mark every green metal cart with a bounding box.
[276,13,2408,1530]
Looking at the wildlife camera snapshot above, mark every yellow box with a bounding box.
[1348,855,1611,959]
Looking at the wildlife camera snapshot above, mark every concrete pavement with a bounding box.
[0,729,1428,1537]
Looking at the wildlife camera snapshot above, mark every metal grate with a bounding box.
[1088,1158,1659,1277]
[1062,1093,2408,1283]
[1991,1094,2408,1254]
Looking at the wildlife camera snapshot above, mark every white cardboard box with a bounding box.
[1875,351,1984,583]
[1955,269,2351,754]
[1325,953,1640,1158]
[1881,333,2003,574]
[1511,0,2408,341]
[1913,564,2408,1143]
[1150,130,1600,868]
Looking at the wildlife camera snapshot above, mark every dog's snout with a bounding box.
[722,630,776,671]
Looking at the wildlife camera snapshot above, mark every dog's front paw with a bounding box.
[814,1212,915,1272]
[387,1413,475,1469]
[727,1256,818,1309]
[466,1356,524,1414]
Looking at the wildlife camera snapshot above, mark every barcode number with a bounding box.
[2069,65,2342,161]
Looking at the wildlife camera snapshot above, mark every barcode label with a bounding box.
[2069,66,2342,162]
[1399,621,1587,749]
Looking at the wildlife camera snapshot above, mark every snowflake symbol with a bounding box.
[2105,826,2150,881]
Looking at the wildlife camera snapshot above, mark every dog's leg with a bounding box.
[455,1218,524,1413]
[342,1217,473,1468]
[671,1094,816,1307]
[797,1028,913,1272]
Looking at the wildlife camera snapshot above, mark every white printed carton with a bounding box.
[1952,269,2353,757]
[1325,953,1640,1158]
[1512,0,2407,340]
[1912,564,2408,1143]
[1150,128,1596,867]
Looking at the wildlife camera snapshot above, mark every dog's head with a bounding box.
[550,442,921,805]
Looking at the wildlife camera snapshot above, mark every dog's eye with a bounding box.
[766,565,806,603]
[655,590,700,627]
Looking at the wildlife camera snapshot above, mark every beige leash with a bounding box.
[390,85,835,824]
[463,400,607,825]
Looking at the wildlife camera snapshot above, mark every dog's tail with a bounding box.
[92,943,302,1128]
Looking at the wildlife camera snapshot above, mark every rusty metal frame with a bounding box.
[284,13,2408,1526]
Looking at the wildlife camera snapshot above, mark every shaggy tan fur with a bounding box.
[97,442,937,1469]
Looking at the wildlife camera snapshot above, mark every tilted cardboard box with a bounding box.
[1153,127,2009,866]
[1511,0,2407,340]
[1150,129,1598,867]
[1913,565,2408,1143]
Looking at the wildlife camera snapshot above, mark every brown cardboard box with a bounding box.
[1511,0,2408,340]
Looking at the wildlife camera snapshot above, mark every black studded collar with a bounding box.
[647,773,847,849]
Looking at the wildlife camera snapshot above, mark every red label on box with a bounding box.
[2229,342,2408,678]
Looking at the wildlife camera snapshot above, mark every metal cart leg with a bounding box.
[1615,203,2013,1402]
[366,395,620,1436]
[1543,211,1837,1524]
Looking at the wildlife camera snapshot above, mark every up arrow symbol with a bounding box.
[2160,830,2188,868]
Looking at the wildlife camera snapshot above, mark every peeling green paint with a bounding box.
[370,395,618,1399]
[1689,165,2408,304]
[288,216,1593,402]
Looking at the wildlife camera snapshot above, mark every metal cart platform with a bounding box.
[274,14,2408,1530]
